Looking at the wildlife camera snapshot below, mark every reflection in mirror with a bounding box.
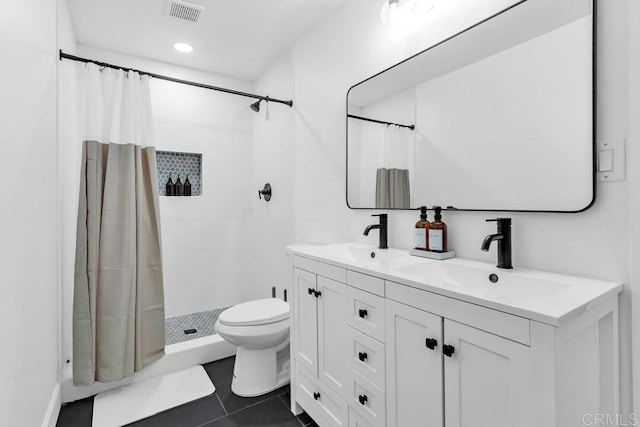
[347,0,594,212]
[347,112,416,208]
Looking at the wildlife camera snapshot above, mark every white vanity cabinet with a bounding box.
[385,298,531,427]
[288,244,622,427]
[442,318,531,427]
[292,259,349,426]
[293,267,347,394]
[385,299,443,427]
[384,278,619,427]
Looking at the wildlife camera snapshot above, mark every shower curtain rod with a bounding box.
[59,50,293,107]
[347,114,415,130]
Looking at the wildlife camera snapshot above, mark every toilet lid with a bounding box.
[218,298,290,326]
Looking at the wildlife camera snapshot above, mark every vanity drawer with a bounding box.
[346,368,386,427]
[349,406,374,427]
[294,255,347,283]
[347,286,386,342]
[346,326,385,390]
[296,368,347,427]
[347,270,384,296]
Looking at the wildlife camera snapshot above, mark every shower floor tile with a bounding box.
[165,307,228,345]
[56,356,318,427]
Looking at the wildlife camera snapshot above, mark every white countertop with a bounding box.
[288,242,623,326]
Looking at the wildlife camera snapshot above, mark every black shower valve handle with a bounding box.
[258,183,272,201]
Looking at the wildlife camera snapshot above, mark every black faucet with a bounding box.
[481,218,512,269]
[364,214,388,249]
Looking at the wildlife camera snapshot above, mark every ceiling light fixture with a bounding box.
[380,0,434,25]
[173,42,194,53]
[380,0,401,25]
[412,0,435,14]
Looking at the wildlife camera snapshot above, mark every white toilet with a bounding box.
[215,298,291,397]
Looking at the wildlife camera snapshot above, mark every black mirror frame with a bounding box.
[345,0,597,214]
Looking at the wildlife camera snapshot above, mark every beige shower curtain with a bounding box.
[73,141,165,385]
[72,63,165,386]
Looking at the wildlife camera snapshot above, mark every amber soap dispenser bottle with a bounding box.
[414,206,430,250]
[428,206,448,253]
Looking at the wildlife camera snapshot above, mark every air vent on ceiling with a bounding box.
[166,0,205,23]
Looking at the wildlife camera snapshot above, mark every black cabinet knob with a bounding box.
[358,309,368,318]
[315,290,322,298]
[308,288,314,295]
[443,344,455,357]
[358,394,368,405]
[358,352,368,362]
[425,338,438,350]
[313,392,320,400]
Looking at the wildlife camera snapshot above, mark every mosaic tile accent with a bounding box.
[165,307,229,345]
[156,150,202,196]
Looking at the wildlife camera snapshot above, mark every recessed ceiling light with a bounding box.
[173,42,193,53]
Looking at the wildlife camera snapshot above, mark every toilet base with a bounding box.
[231,346,290,397]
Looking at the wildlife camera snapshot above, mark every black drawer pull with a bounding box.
[358,309,368,318]
[358,394,368,405]
[358,352,368,362]
[443,344,455,357]
[315,290,322,297]
[313,392,320,400]
[308,288,314,295]
[425,338,438,350]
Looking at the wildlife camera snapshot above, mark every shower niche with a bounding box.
[156,150,202,196]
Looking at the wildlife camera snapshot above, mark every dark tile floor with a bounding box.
[56,356,318,427]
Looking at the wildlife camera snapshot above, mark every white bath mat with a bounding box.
[92,365,215,427]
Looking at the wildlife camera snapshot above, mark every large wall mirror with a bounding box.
[347,0,594,212]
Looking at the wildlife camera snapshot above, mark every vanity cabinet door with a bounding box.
[385,300,443,427]
[318,276,348,396]
[443,319,532,427]
[294,268,319,375]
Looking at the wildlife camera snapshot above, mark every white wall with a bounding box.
[251,52,295,301]
[57,1,78,412]
[293,0,633,414]
[0,1,61,426]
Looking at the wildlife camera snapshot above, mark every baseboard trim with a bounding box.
[41,382,61,427]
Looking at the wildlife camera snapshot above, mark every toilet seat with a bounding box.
[218,298,289,327]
